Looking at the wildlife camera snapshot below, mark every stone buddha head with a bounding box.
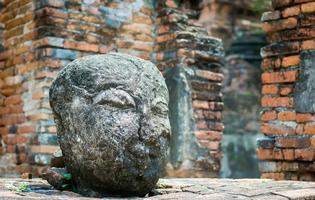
[49,53,170,196]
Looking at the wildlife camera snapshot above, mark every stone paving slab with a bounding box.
[0,178,314,200]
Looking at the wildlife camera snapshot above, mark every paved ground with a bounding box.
[0,178,314,199]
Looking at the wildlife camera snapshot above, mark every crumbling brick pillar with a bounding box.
[258,0,315,181]
[156,1,224,178]
[199,0,234,42]
[0,0,39,177]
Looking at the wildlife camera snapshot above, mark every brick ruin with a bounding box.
[0,0,224,178]
[222,32,266,178]
[258,0,315,181]
[0,0,314,181]
[156,3,224,177]
[201,1,267,178]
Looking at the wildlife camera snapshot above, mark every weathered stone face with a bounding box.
[49,53,170,197]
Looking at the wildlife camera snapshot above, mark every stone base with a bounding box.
[0,178,315,199]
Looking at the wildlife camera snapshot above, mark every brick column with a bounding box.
[199,0,234,40]
[198,0,264,47]
[156,1,224,178]
[0,0,38,177]
[258,0,315,181]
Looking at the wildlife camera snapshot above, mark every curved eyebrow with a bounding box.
[93,88,136,108]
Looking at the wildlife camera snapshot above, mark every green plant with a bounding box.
[61,173,77,192]
[63,173,72,181]
[17,183,30,192]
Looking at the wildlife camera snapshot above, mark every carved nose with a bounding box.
[139,104,152,125]
[141,104,149,115]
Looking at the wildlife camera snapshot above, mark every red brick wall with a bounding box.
[0,0,37,177]
[258,0,315,181]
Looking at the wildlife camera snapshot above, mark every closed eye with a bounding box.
[93,89,135,109]
[152,101,168,116]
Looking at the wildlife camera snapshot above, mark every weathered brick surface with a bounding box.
[259,0,315,181]
[156,1,224,178]
[1,178,315,199]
